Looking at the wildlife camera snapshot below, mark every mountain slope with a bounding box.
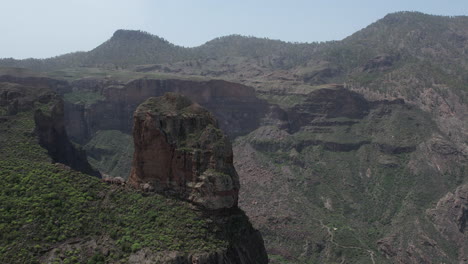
[0,30,190,71]
[85,30,192,67]
[2,12,468,75]
[234,87,467,263]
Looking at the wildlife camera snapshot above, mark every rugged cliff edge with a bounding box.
[0,76,98,176]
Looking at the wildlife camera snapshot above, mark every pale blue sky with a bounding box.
[1,0,467,59]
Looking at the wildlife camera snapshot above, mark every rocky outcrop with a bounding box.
[128,93,240,210]
[126,93,268,262]
[0,83,55,114]
[427,184,468,263]
[287,86,369,133]
[0,78,99,177]
[361,54,399,72]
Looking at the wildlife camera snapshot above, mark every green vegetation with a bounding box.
[63,91,104,106]
[84,130,134,178]
[269,254,292,264]
[235,95,464,263]
[0,111,51,162]
[0,160,228,263]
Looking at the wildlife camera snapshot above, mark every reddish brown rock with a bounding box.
[128,93,239,210]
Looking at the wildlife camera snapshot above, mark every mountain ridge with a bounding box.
[3,11,468,72]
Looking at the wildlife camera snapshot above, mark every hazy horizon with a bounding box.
[2,0,468,59]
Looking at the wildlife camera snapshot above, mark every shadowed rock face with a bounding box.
[33,101,100,178]
[0,78,99,177]
[128,93,240,210]
[287,86,370,133]
[65,78,268,143]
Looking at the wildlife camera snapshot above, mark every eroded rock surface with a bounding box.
[128,93,239,210]
[427,184,468,263]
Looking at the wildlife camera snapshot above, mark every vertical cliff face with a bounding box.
[34,100,100,177]
[63,101,90,144]
[128,93,240,210]
[64,78,268,143]
[0,78,99,177]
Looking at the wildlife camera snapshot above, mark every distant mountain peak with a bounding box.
[379,11,461,25]
[110,29,157,41]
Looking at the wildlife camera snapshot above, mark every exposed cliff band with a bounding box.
[0,78,99,177]
[128,93,240,210]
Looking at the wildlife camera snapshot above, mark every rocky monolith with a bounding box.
[128,93,240,210]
